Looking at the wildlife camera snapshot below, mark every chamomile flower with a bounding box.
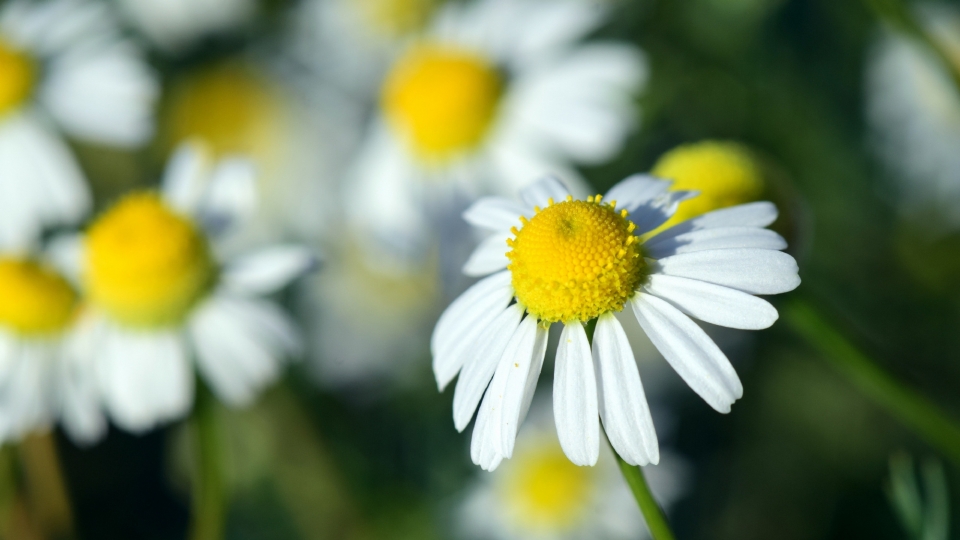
[866,2,960,227]
[347,0,646,255]
[0,252,104,445]
[651,141,765,230]
[63,143,316,434]
[434,175,800,469]
[0,0,158,249]
[458,396,687,540]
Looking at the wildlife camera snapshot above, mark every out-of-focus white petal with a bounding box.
[221,246,318,295]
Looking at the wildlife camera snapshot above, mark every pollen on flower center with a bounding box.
[503,444,593,528]
[508,196,647,324]
[381,44,503,159]
[0,258,77,336]
[85,193,216,328]
[0,40,37,116]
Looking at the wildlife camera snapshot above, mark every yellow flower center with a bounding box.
[356,0,435,37]
[85,193,216,328]
[0,258,77,336]
[164,65,280,159]
[503,443,593,529]
[381,44,503,160]
[0,40,36,116]
[652,140,764,229]
[508,196,646,324]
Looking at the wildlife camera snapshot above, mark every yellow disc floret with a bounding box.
[164,65,280,158]
[652,140,764,228]
[502,442,593,530]
[0,258,77,336]
[85,193,216,328]
[508,195,647,324]
[382,44,503,160]
[0,40,36,116]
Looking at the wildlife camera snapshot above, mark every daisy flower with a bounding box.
[433,175,800,470]
[62,143,316,434]
[0,0,158,249]
[458,395,687,540]
[346,0,646,255]
[0,251,104,445]
[866,2,960,228]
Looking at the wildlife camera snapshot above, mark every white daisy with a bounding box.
[0,0,159,249]
[116,0,257,53]
[433,175,800,470]
[866,2,960,227]
[62,143,316,434]
[346,0,647,256]
[458,395,687,540]
[0,250,104,445]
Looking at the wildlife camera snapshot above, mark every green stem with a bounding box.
[782,298,960,468]
[615,453,678,540]
[584,318,678,540]
[189,383,225,540]
[861,0,960,94]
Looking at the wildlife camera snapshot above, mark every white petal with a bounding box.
[96,326,194,432]
[58,317,107,445]
[593,313,659,466]
[643,274,779,330]
[644,227,788,259]
[190,295,299,406]
[653,248,801,295]
[631,293,742,413]
[647,201,779,245]
[161,141,211,215]
[631,190,698,235]
[199,156,258,229]
[463,234,511,277]
[603,174,671,213]
[519,176,571,209]
[463,197,528,232]
[431,271,513,390]
[452,304,524,431]
[470,390,504,471]
[44,232,84,285]
[553,322,599,466]
[499,322,548,458]
[221,246,318,295]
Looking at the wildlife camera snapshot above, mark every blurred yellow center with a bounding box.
[85,193,216,328]
[508,196,646,324]
[0,40,36,116]
[382,45,503,159]
[505,444,592,528]
[652,141,764,229]
[0,258,77,336]
[165,65,278,158]
[357,0,434,37]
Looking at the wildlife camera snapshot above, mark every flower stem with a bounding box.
[782,298,960,467]
[615,453,678,540]
[189,382,225,540]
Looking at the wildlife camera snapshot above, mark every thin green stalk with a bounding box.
[782,298,960,468]
[189,383,225,540]
[615,453,678,540]
[584,318,677,540]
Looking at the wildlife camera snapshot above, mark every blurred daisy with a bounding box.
[434,175,800,469]
[866,2,960,227]
[299,242,440,390]
[0,252,104,445]
[347,0,647,255]
[161,62,348,243]
[62,143,316,433]
[459,396,687,540]
[650,141,765,231]
[0,0,158,249]
[116,0,257,53]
